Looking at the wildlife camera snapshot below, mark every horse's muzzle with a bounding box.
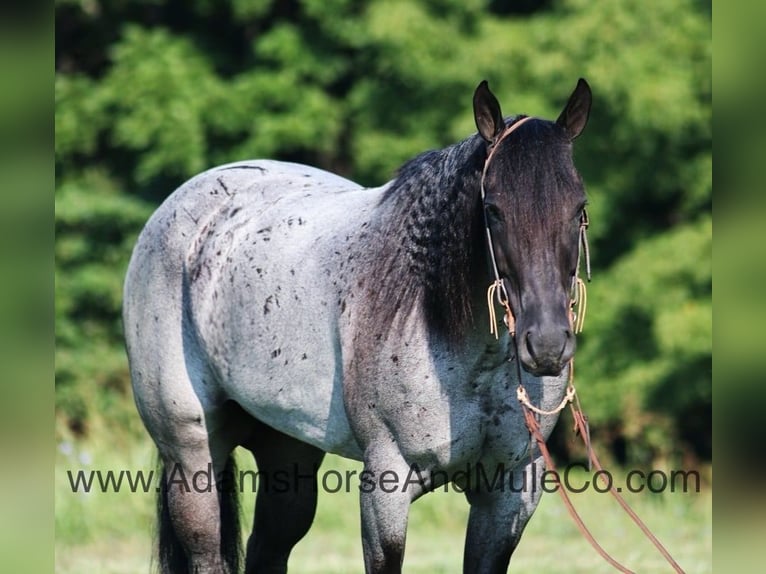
[517,325,575,376]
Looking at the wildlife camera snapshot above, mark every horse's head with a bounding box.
[473,79,592,376]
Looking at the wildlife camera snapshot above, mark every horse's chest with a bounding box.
[349,328,570,476]
[349,340,533,472]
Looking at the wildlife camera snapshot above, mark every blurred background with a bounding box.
[53,0,712,571]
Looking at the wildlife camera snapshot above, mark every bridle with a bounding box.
[479,117,685,574]
[479,116,591,339]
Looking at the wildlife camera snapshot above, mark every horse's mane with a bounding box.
[365,134,488,343]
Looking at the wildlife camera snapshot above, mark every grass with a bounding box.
[55,438,711,573]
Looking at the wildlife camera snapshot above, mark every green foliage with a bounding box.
[55,178,153,436]
[55,0,711,463]
[578,216,712,463]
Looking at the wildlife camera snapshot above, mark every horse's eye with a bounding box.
[485,203,505,224]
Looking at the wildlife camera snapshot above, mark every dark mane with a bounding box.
[366,134,488,342]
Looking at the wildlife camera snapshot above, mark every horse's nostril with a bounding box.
[525,330,537,361]
[560,328,576,361]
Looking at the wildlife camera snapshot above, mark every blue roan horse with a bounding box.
[123,78,592,573]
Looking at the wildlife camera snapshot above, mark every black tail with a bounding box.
[154,454,243,574]
[155,456,188,574]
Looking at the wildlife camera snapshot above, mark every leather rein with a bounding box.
[480,118,685,573]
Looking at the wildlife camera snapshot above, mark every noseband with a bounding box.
[479,116,591,339]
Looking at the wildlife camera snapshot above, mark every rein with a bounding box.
[480,120,685,573]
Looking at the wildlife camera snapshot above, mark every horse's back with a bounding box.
[124,160,377,457]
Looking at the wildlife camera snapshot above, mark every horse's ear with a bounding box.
[556,78,592,140]
[473,80,505,144]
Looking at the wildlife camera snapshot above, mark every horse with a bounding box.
[123,77,592,573]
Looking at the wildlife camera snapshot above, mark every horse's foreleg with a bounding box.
[359,447,422,574]
[463,455,546,573]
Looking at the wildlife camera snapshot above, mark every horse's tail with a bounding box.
[155,455,187,574]
[154,453,242,574]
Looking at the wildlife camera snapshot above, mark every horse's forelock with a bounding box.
[488,120,584,251]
